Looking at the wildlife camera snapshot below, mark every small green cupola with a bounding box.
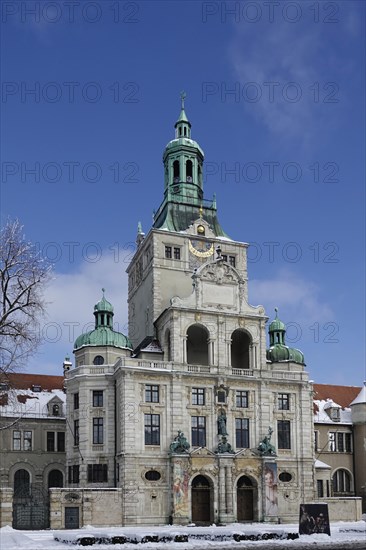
[175,91,191,139]
[94,288,114,329]
[74,289,132,351]
[268,307,286,346]
[266,308,305,365]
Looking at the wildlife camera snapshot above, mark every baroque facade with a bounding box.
[1,99,364,529]
[64,98,314,526]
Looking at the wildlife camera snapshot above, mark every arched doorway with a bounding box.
[14,469,30,498]
[191,475,212,524]
[187,325,209,366]
[48,469,63,488]
[231,329,251,369]
[13,469,49,530]
[237,475,254,521]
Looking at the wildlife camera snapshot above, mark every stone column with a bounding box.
[225,465,233,515]
[183,336,187,364]
[0,488,13,527]
[219,462,226,521]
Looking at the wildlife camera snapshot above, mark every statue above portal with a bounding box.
[169,430,190,453]
[257,427,276,456]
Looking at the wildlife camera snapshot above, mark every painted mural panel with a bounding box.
[172,461,189,517]
[264,462,278,516]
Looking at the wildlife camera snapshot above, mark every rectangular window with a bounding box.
[74,393,79,410]
[68,465,79,484]
[57,431,65,452]
[314,430,319,451]
[236,390,248,408]
[47,431,55,452]
[93,418,104,444]
[277,420,291,449]
[47,431,65,452]
[13,430,32,451]
[191,416,206,447]
[87,464,108,483]
[145,384,159,403]
[217,390,226,403]
[144,414,160,445]
[192,388,205,405]
[221,254,227,261]
[74,420,79,446]
[23,431,32,451]
[235,418,249,448]
[278,393,290,410]
[229,255,236,267]
[317,479,324,498]
[93,390,103,407]
[329,432,352,452]
[165,246,172,259]
[173,247,181,260]
[13,430,21,451]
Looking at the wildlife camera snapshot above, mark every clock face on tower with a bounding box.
[188,239,214,258]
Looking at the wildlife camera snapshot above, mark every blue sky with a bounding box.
[1,0,365,386]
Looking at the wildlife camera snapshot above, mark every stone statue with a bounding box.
[169,430,190,453]
[217,411,228,436]
[216,436,234,454]
[257,427,276,456]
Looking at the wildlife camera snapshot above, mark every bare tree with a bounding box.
[0,219,51,376]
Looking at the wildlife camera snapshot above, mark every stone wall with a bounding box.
[317,497,362,521]
[0,488,13,527]
[50,489,123,529]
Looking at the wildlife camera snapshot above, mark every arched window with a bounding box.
[48,469,63,488]
[198,164,202,186]
[186,160,193,182]
[173,160,180,183]
[93,355,104,366]
[14,469,30,497]
[332,469,351,494]
[231,329,251,369]
[187,325,209,366]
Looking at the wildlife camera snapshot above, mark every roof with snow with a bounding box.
[0,373,66,419]
[313,383,362,425]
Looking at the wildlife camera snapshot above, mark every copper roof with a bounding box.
[313,383,361,409]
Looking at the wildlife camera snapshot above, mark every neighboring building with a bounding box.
[0,373,67,529]
[313,383,366,511]
[63,98,314,527]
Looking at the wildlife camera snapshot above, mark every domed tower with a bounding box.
[266,309,305,366]
[74,289,132,367]
[350,382,366,510]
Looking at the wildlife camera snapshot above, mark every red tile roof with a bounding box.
[313,383,361,409]
[1,373,64,391]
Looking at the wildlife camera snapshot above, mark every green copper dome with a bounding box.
[266,308,305,365]
[266,344,305,364]
[74,290,132,351]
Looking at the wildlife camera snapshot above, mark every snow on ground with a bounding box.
[0,521,365,550]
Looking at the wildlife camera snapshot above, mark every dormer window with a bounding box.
[32,384,42,392]
[330,408,340,421]
[52,404,60,416]
[324,400,341,422]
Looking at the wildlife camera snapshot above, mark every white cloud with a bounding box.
[250,268,334,329]
[27,250,130,374]
[228,20,336,144]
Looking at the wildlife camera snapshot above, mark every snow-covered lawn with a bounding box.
[0,521,365,549]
